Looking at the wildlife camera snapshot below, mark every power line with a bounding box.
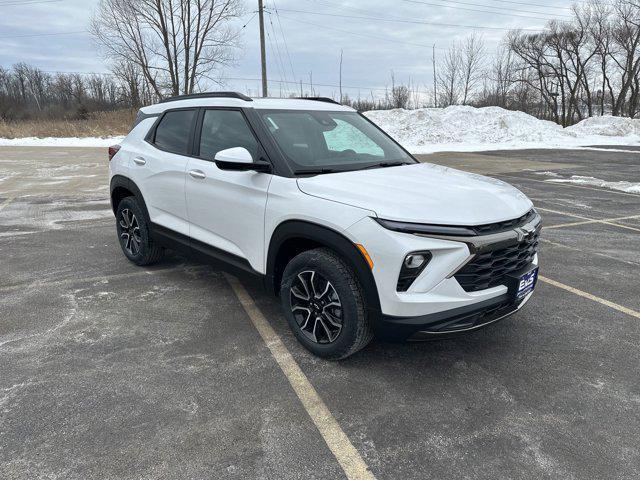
[275,8,543,32]
[267,6,291,95]
[40,70,115,76]
[481,0,578,10]
[226,75,391,93]
[0,0,62,6]
[264,25,286,95]
[0,30,87,40]
[276,12,500,56]
[275,12,437,50]
[28,68,392,95]
[306,0,562,21]
[399,0,572,19]
[303,0,564,22]
[271,0,296,87]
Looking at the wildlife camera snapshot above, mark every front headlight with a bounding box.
[374,218,476,237]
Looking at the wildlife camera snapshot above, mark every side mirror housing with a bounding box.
[214,147,271,173]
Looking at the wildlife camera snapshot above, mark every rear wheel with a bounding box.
[115,197,164,266]
[281,248,373,359]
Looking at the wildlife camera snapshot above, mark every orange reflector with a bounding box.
[355,244,374,270]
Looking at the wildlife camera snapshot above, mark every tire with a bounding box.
[115,196,164,266]
[280,248,373,359]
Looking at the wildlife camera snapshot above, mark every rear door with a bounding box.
[130,108,197,236]
[185,108,272,272]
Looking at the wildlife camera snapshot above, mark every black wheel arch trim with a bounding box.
[110,175,150,219]
[266,220,382,318]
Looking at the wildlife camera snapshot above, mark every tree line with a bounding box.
[434,0,640,126]
[2,0,640,126]
[0,64,155,121]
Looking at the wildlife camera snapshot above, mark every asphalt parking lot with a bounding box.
[1,146,639,479]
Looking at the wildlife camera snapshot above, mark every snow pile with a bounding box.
[365,106,567,149]
[545,175,640,194]
[0,136,124,147]
[565,115,640,137]
[363,106,640,153]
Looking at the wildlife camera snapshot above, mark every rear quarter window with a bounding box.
[152,109,196,155]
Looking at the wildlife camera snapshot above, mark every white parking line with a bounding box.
[544,214,640,230]
[537,207,640,233]
[539,238,640,266]
[0,196,15,212]
[539,275,640,320]
[225,274,376,480]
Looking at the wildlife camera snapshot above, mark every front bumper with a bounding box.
[377,289,534,341]
[346,212,541,339]
[347,215,540,318]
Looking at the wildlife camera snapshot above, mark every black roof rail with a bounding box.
[160,91,253,103]
[294,96,342,105]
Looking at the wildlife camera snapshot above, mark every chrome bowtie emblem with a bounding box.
[516,225,535,242]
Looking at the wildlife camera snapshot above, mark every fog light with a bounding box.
[397,251,433,292]
[404,254,427,269]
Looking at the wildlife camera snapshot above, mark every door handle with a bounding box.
[189,169,206,180]
[133,156,146,166]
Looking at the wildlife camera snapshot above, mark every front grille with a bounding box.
[472,209,536,235]
[455,229,540,292]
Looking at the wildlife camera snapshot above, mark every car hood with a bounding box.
[296,163,533,225]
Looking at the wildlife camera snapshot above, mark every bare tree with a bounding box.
[389,71,410,109]
[609,0,640,116]
[437,44,462,106]
[91,0,243,99]
[460,33,485,105]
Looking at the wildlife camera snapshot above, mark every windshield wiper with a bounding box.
[294,167,338,175]
[359,161,413,170]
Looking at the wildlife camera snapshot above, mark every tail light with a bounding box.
[108,145,121,161]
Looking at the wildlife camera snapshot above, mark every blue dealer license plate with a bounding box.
[517,268,538,299]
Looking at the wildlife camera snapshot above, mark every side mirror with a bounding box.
[214,147,271,173]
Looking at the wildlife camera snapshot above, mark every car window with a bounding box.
[153,109,196,154]
[199,109,259,160]
[259,111,413,170]
[323,119,384,157]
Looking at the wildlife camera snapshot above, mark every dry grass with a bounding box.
[0,109,137,138]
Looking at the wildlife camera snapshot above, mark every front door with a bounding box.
[185,108,272,273]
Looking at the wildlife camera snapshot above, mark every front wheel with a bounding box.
[280,248,373,360]
[115,197,164,266]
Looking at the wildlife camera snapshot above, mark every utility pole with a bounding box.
[339,49,343,103]
[258,0,268,97]
[432,44,437,108]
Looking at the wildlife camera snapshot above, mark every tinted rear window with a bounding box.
[153,109,196,154]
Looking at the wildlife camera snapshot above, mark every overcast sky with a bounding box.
[0,0,575,98]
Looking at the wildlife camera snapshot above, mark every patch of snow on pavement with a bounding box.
[546,175,640,194]
[535,171,561,177]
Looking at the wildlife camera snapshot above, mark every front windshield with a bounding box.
[257,110,414,172]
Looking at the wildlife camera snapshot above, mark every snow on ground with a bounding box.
[0,106,639,153]
[363,106,640,154]
[544,175,640,194]
[0,136,125,148]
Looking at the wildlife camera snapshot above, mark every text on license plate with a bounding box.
[517,268,538,299]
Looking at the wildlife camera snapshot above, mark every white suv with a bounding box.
[109,92,540,359]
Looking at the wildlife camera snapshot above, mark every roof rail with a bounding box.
[160,91,253,103]
[295,96,342,105]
